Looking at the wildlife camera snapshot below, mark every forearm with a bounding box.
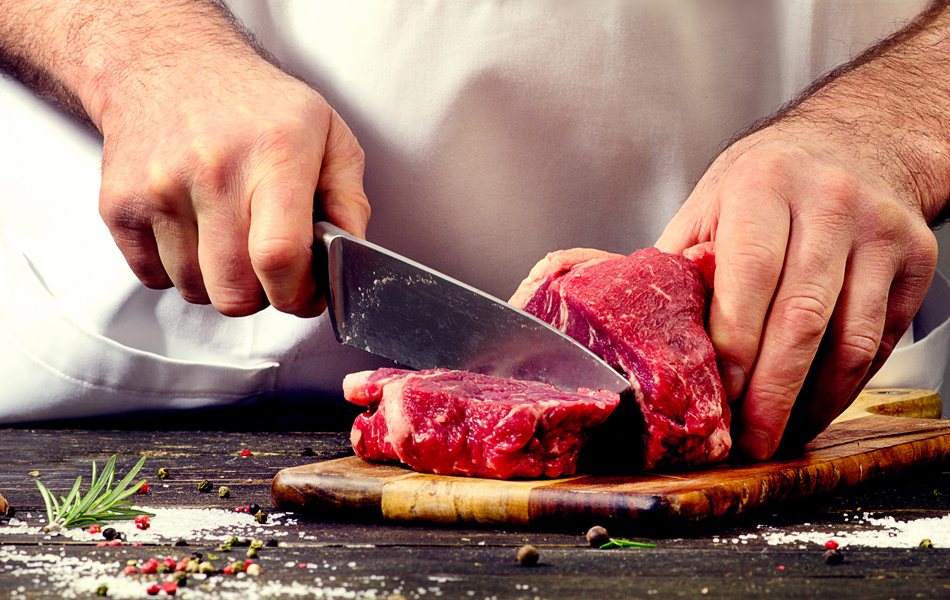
[737,1,950,226]
[0,0,269,130]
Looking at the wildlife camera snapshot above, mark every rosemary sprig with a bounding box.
[599,538,657,549]
[35,455,154,533]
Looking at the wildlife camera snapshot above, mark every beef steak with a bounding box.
[509,246,730,470]
[344,368,620,479]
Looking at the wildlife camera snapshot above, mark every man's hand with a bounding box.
[657,5,950,460]
[97,57,369,317]
[0,0,369,317]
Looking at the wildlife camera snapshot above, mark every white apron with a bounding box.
[0,0,944,424]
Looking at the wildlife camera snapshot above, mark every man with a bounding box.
[1,0,947,459]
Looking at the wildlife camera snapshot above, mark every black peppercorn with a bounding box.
[174,538,189,547]
[265,539,279,547]
[301,448,316,457]
[586,525,610,548]
[516,544,540,566]
[102,527,118,541]
[247,503,261,515]
[824,548,843,565]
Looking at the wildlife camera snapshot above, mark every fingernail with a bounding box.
[717,359,746,400]
[737,429,774,461]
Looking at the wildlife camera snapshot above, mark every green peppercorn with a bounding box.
[218,486,231,499]
[254,511,268,524]
[920,539,934,548]
[96,584,108,596]
[249,539,264,550]
[158,467,169,479]
[246,547,258,559]
[197,480,213,493]
[198,562,214,575]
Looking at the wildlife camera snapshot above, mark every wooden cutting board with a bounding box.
[271,389,949,531]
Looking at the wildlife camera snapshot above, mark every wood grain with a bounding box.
[272,389,948,531]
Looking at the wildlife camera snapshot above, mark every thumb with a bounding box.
[317,109,371,239]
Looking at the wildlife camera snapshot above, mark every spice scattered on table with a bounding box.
[586,525,610,547]
[96,583,108,596]
[218,486,231,499]
[516,544,540,566]
[158,468,169,479]
[146,583,161,595]
[28,470,40,477]
[919,538,934,548]
[824,539,839,549]
[135,515,151,530]
[301,448,316,457]
[255,511,268,524]
[137,482,150,494]
[824,548,844,565]
[197,480,213,493]
[240,449,253,457]
[89,525,102,534]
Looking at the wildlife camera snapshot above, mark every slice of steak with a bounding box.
[510,246,730,470]
[344,368,620,479]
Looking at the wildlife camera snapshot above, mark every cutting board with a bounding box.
[271,389,949,531]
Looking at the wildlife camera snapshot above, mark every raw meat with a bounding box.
[509,246,730,470]
[344,368,620,479]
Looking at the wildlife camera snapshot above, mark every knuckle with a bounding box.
[249,236,307,275]
[773,287,833,343]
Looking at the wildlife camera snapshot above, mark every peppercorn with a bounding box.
[247,503,261,515]
[265,539,279,547]
[158,467,169,479]
[161,581,178,596]
[586,525,610,548]
[102,527,118,541]
[218,486,231,499]
[136,482,149,494]
[301,448,316,457]
[920,539,934,548]
[191,552,203,561]
[173,570,189,584]
[516,544,540,567]
[198,561,214,575]
[824,539,839,549]
[254,511,268,524]
[122,565,139,575]
[197,480,213,493]
[174,538,189,546]
[240,449,253,457]
[96,584,108,596]
[824,548,844,565]
[146,583,161,595]
[134,515,151,530]
[246,547,258,559]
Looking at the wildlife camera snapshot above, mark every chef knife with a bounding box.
[314,221,629,394]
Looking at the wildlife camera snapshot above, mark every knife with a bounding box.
[314,221,629,394]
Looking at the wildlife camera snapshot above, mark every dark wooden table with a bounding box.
[1,427,948,599]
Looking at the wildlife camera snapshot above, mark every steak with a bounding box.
[344,368,620,479]
[509,246,730,470]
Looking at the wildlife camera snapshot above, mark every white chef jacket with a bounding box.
[0,0,946,425]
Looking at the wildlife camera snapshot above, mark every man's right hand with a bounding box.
[0,0,370,318]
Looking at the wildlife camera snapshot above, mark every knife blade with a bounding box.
[314,221,629,394]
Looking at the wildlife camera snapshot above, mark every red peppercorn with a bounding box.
[108,540,124,546]
[137,482,149,494]
[161,581,178,596]
[240,449,253,457]
[223,564,233,575]
[88,525,102,534]
[146,584,161,596]
[824,540,839,549]
[244,559,255,568]
[96,541,108,547]
[163,557,177,569]
[132,542,142,546]
[135,515,151,530]
[141,559,159,574]
[175,559,189,572]
[122,565,139,575]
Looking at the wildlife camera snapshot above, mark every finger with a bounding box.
[153,213,210,305]
[733,216,850,460]
[316,110,371,239]
[703,165,791,402]
[780,249,893,445]
[247,161,320,317]
[99,175,174,290]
